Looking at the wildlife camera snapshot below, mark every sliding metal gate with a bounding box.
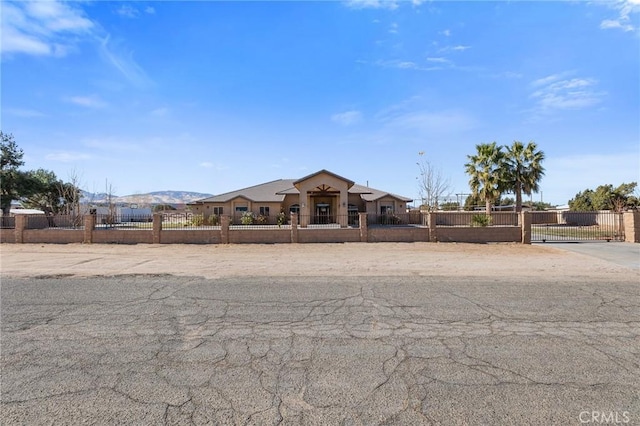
[531,211,624,242]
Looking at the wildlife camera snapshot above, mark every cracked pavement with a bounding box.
[2,270,639,424]
[2,243,640,424]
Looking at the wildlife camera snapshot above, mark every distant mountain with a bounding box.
[80,190,213,205]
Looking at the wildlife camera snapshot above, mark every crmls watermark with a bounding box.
[579,411,631,424]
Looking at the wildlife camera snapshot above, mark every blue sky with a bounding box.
[2,0,639,206]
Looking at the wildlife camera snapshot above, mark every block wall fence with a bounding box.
[2,212,639,245]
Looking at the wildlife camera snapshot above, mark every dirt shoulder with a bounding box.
[1,242,636,281]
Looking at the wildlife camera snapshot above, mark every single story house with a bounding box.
[188,169,412,226]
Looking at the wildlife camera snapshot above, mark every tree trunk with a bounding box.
[515,183,523,213]
[486,199,492,216]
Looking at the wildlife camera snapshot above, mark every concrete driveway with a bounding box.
[537,242,640,270]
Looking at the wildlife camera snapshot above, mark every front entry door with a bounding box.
[315,203,331,224]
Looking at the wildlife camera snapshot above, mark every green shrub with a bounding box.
[276,212,287,228]
[190,214,204,226]
[471,214,492,227]
[241,211,254,225]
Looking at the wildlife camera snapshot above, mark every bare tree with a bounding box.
[417,151,452,211]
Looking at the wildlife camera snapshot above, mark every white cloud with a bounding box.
[67,95,107,108]
[599,0,640,32]
[331,110,363,126]
[440,29,451,37]
[426,57,451,64]
[381,109,479,134]
[343,0,399,10]
[99,35,152,88]
[199,162,214,168]
[389,22,398,34]
[529,75,606,112]
[145,7,156,15]
[45,152,91,162]
[3,108,45,117]
[1,1,94,57]
[116,5,139,19]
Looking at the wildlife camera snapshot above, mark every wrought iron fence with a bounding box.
[296,215,357,228]
[231,213,291,229]
[367,212,425,227]
[1,216,16,229]
[161,212,221,230]
[25,214,84,230]
[531,211,624,242]
[95,214,153,229]
[433,212,519,227]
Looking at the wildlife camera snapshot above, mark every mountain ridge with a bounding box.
[80,190,213,205]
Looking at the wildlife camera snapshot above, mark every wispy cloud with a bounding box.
[45,151,92,162]
[1,0,94,57]
[3,108,46,118]
[115,4,156,19]
[440,29,451,37]
[599,0,639,33]
[529,74,606,112]
[373,59,442,71]
[99,35,153,88]
[331,110,363,126]
[389,22,398,34]
[67,95,107,108]
[381,109,479,134]
[199,162,214,168]
[426,57,451,64]
[344,0,399,10]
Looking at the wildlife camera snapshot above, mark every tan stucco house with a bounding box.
[188,170,412,226]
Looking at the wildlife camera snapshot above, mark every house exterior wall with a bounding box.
[296,172,350,223]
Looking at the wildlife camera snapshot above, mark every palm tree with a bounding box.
[504,141,545,212]
[465,142,506,215]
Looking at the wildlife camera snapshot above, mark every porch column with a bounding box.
[339,189,348,228]
[300,194,310,228]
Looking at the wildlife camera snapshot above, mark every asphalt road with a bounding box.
[2,274,639,425]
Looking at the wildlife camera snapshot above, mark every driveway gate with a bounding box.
[531,211,625,242]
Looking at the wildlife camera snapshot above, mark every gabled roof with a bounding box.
[189,171,413,204]
[294,169,355,188]
[351,184,413,202]
[192,179,296,203]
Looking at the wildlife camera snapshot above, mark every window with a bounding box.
[212,207,223,215]
[259,206,270,216]
[235,206,248,213]
[381,205,394,215]
[289,204,300,214]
